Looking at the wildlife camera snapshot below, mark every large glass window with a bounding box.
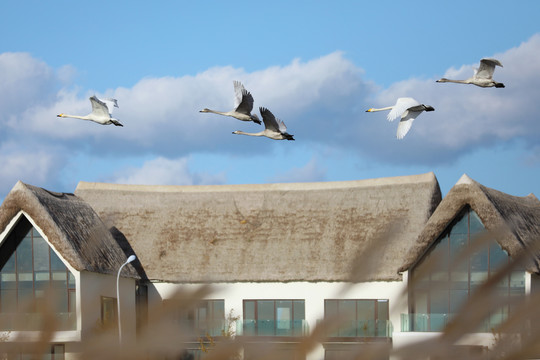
[325,299,390,337]
[409,207,525,332]
[166,299,225,337]
[0,224,76,331]
[243,300,305,336]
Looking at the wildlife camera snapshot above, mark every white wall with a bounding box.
[149,280,407,360]
[79,271,137,343]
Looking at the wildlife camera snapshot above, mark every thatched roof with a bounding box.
[0,181,139,278]
[399,174,540,274]
[75,172,442,283]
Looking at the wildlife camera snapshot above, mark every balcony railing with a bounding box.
[237,320,309,336]
[0,312,76,331]
[326,319,393,338]
[176,320,227,337]
[401,313,507,332]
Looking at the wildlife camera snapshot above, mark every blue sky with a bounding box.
[1,0,540,201]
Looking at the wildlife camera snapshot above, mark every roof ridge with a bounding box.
[76,172,439,194]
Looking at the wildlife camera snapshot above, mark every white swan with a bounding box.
[200,81,261,124]
[436,58,505,88]
[233,107,294,140]
[366,97,434,139]
[57,96,123,126]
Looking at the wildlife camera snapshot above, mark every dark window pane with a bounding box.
[469,211,484,234]
[33,234,49,272]
[2,254,16,273]
[377,300,389,336]
[339,300,357,337]
[411,208,525,332]
[243,300,255,335]
[258,301,274,320]
[0,224,77,331]
[449,290,468,313]
[489,243,508,273]
[50,251,65,272]
[257,301,274,335]
[450,212,468,235]
[325,300,338,318]
[17,237,33,273]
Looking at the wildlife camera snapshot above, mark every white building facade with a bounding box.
[0,173,539,359]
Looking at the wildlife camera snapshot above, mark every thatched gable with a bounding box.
[0,181,138,278]
[398,174,540,274]
[75,172,442,283]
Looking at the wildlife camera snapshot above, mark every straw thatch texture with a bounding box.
[0,181,138,277]
[399,174,540,274]
[75,173,442,283]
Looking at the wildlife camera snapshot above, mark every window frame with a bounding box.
[164,299,225,337]
[242,299,306,337]
[0,218,76,331]
[409,206,525,332]
[324,299,390,338]
[100,296,118,329]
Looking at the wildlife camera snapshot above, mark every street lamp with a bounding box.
[117,254,136,344]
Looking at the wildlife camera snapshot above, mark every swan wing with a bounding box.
[396,110,421,139]
[89,96,111,117]
[276,118,288,133]
[475,58,502,79]
[387,97,420,122]
[99,98,119,114]
[259,107,280,132]
[235,88,255,115]
[234,83,255,115]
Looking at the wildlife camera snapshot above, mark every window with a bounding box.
[0,219,76,331]
[409,207,525,332]
[243,300,305,336]
[325,299,390,337]
[1,344,65,360]
[101,296,118,329]
[166,299,225,337]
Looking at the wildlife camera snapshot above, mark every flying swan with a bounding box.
[57,96,123,126]
[200,81,261,124]
[366,97,434,139]
[436,58,505,88]
[232,107,294,140]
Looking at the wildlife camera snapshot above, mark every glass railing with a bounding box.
[237,320,309,336]
[0,312,76,331]
[401,313,507,332]
[176,320,227,337]
[326,319,393,338]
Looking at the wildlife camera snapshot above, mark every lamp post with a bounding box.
[117,254,136,345]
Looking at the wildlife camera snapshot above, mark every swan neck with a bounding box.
[61,114,89,120]
[440,78,469,84]
[234,131,263,137]
[205,109,227,116]
[370,106,393,112]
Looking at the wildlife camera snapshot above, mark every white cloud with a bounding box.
[1,34,540,197]
[111,156,226,186]
[356,34,540,165]
[0,143,62,192]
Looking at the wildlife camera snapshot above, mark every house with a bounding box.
[0,172,538,359]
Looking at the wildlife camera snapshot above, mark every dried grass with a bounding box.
[1,225,539,360]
